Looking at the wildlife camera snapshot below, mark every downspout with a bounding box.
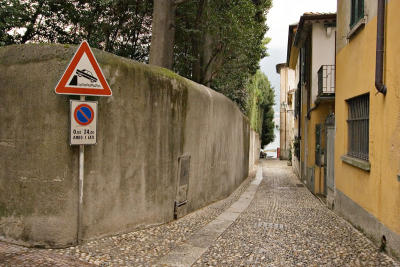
[375,0,387,95]
[306,102,319,120]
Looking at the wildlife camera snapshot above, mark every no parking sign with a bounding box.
[70,100,97,145]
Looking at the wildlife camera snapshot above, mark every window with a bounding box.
[300,37,311,87]
[346,93,369,161]
[350,0,364,28]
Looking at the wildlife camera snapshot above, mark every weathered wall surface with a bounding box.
[335,0,400,258]
[0,44,250,247]
[248,130,260,173]
[336,0,378,53]
[278,66,295,160]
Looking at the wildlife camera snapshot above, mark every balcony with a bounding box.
[317,65,335,103]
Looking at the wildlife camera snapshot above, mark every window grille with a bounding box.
[318,65,335,96]
[351,0,364,28]
[346,93,369,160]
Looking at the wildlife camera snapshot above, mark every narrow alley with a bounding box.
[0,160,398,266]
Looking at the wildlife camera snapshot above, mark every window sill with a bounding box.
[347,16,367,40]
[341,155,370,172]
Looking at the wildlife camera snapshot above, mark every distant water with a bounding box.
[263,128,280,158]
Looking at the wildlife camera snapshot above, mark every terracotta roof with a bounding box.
[276,63,287,74]
[302,12,336,16]
[294,12,336,46]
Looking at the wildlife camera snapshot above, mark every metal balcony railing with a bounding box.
[318,65,335,96]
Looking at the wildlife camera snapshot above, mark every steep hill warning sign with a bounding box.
[55,41,112,96]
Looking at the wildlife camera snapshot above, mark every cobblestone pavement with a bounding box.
[0,171,253,267]
[0,241,93,267]
[1,161,399,266]
[193,160,399,266]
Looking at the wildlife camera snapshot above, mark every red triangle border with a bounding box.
[55,41,112,96]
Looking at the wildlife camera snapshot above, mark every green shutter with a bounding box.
[359,0,364,19]
[350,0,356,27]
[350,0,365,28]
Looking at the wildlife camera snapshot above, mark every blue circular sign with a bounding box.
[74,104,94,125]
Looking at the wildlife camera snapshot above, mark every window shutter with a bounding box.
[358,0,364,18]
[315,124,322,166]
[350,0,356,27]
[350,0,364,28]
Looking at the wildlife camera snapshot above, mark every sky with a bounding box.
[260,0,336,148]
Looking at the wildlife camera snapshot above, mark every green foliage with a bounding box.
[247,70,272,133]
[261,105,275,147]
[0,0,153,61]
[174,0,272,111]
[247,70,275,147]
[1,0,272,113]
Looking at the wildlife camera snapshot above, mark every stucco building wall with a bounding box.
[311,23,336,104]
[335,0,400,258]
[297,20,336,195]
[278,66,295,159]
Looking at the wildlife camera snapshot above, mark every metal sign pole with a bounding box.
[55,41,107,244]
[78,95,85,243]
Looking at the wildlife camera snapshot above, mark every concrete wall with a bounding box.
[0,44,250,247]
[249,130,260,173]
[335,0,400,259]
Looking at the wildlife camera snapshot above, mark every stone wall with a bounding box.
[249,130,260,173]
[0,44,250,247]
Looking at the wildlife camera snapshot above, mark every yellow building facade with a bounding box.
[335,0,400,258]
[287,14,336,197]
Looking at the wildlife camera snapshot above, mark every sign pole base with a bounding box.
[77,95,85,243]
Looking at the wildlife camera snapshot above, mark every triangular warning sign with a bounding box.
[55,41,112,96]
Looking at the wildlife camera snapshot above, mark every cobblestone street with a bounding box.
[0,160,399,266]
[192,160,399,266]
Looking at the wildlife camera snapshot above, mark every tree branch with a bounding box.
[21,0,45,43]
[174,0,189,6]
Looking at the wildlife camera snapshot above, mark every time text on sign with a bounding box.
[70,100,97,145]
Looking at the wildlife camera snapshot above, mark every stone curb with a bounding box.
[157,166,263,266]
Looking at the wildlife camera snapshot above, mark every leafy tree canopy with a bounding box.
[1,0,272,114]
[247,70,275,147]
[0,0,153,61]
[174,0,271,111]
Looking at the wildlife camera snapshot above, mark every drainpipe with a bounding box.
[375,0,387,95]
[306,102,319,120]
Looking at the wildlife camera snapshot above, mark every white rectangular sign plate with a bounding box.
[70,100,97,145]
